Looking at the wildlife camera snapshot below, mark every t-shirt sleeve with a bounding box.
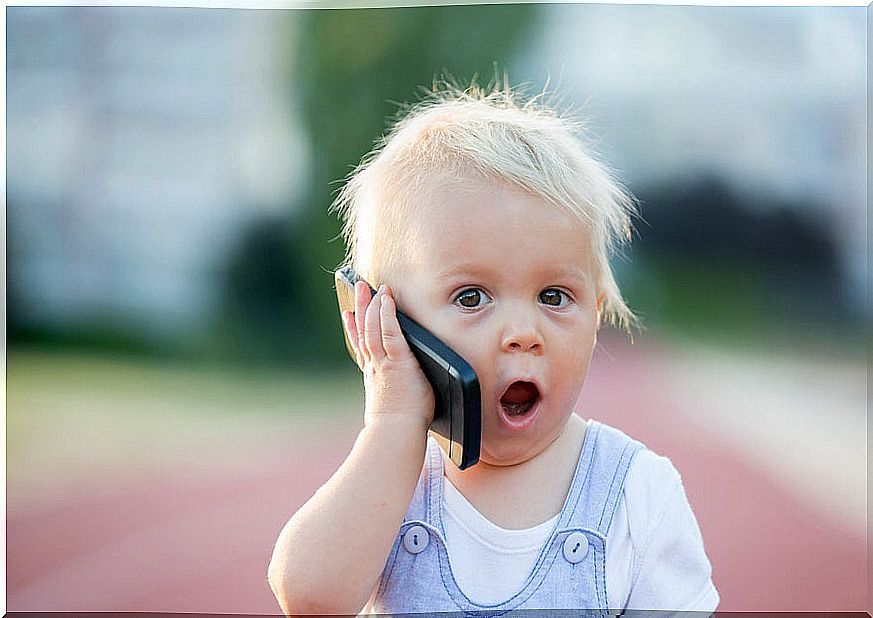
[624,451,720,612]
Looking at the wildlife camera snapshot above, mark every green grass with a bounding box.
[7,345,364,418]
[7,346,365,496]
[620,256,869,360]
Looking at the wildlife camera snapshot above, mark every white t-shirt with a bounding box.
[442,448,720,611]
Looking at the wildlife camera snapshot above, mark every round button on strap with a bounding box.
[402,525,430,554]
[562,532,589,563]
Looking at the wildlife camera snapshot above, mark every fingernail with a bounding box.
[378,284,386,295]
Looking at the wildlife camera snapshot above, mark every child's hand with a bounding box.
[341,282,435,433]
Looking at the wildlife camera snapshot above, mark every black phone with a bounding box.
[334,266,481,470]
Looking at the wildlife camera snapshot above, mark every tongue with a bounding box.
[501,381,538,404]
[500,382,539,416]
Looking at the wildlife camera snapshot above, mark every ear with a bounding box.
[596,292,606,313]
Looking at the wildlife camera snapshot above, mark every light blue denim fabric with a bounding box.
[369,419,644,616]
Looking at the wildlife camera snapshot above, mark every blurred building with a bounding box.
[7,6,869,351]
[7,8,304,344]
[532,5,867,317]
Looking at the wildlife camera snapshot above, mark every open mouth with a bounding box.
[500,381,540,417]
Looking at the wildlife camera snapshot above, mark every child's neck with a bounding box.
[443,415,587,530]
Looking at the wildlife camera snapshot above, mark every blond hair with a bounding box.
[331,80,640,334]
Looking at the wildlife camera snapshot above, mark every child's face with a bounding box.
[383,176,600,467]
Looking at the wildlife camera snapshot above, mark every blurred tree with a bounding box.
[289,4,540,364]
[221,212,314,364]
[626,174,848,342]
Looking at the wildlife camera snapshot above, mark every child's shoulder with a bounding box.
[590,420,682,486]
[623,445,686,517]
[596,423,718,610]
[591,420,685,505]
[597,423,701,555]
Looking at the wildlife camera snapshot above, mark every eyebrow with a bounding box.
[435,264,590,285]
[549,266,591,285]
[435,263,495,281]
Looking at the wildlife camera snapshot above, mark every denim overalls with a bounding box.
[369,419,644,616]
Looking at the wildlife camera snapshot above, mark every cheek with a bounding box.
[408,308,487,369]
[448,331,492,376]
[555,322,597,377]
[431,320,495,384]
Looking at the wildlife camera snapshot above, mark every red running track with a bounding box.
[7,339,866,613]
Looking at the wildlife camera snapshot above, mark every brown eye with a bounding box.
[454,288,491,309]
[539,289,568,307]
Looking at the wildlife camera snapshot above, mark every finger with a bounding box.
[354,281,372,365]
[380,290,408,362]
[364,285,387,360]
[341,310,363,369]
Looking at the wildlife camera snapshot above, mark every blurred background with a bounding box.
[7,4,868,614]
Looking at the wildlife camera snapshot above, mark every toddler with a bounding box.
[268,82,719,615]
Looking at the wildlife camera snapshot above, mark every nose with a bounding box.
[500,309,544,354]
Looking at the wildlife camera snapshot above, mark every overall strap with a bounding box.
[425,435,446,535]
[559,420,644,536]
[401,436,442,525]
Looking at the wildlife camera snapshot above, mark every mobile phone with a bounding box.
[334,266,480,470]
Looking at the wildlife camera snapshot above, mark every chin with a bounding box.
[478,439,543,468]
[480,420,574,468]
